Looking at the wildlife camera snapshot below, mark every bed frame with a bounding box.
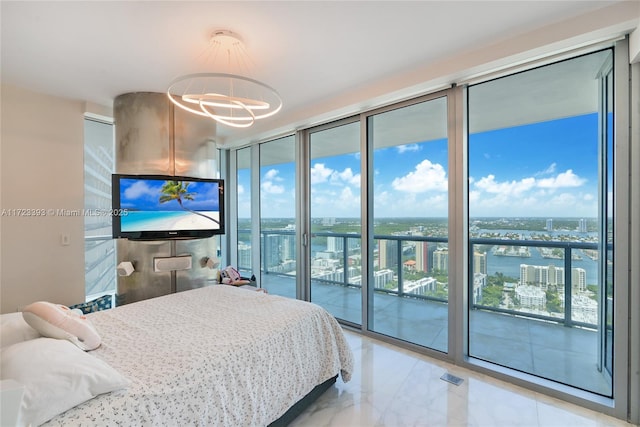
[269,375,338,426]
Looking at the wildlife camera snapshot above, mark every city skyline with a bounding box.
[239,113,603,219]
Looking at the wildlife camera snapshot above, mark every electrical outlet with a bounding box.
[60,233,70,246]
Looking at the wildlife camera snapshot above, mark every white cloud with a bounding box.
[237,184,245,195]
[261,169,286,194]
[375,190,392,205]
[310,163,334,184]
[548,192,578,207]
[123,181,154,199]
[472,169,585,199]
[331,167,361,187]
[537,169,585,188]
[261,181,285,194]
[474,174,536,196]
[263,168,282,181]
[391,159,448,193]
[469,167,595,217]
[338,187,358,204]
[397,144,420,154]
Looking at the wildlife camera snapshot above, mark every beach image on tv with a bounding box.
[119,179,221,232]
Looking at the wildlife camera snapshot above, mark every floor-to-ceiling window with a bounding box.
[226,40,634,421]
[236,147,252,277]
[259,136,297,297]
[308,120,362,325]
[366,95,449,351]
[466,49,614,396]
[84,118,116,301]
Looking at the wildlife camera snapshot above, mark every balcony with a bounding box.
[247,229,612,397]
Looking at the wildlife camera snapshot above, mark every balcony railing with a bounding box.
[240,229,602,330]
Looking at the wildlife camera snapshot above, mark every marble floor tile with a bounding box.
[290,330,633,427]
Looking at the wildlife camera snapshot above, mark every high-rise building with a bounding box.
[472,273,486,304]
[473,251,487,275]
[378,239,398,269]
[546,218,553,232]
[327,236,343,252]
[432,248,448,272]
[373,269,395,288]
[414,241,429,272]
[579,218,587,233]
[520,264,547,287]
[520,263,587,292]
[403,277,438,296]
[281,234,296,261]
[516,285,546,309]
[238,242,251,268]
[262,234,278,268]
[571,267,587,292]
[321,217,336,226]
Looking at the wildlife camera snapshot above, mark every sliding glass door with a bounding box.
[228,41,632,418]
[259,136,297,298]
[366,96,450,351]
[236,147,252,277]
[308,120,362,325]
[467,49,614,396]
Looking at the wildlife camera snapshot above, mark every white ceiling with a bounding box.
[1,1,635,147]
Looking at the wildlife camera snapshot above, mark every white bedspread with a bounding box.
[43,286,353,426]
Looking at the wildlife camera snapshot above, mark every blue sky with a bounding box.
[120,178,220,211]
[240,113,602,218]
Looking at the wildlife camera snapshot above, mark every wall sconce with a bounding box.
[200,256,220,269]
[116,261,135,277]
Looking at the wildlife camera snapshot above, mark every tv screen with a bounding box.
[112,174,225,240]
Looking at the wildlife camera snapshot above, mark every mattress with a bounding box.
[43,285,354,426]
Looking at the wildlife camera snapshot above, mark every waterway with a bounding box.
[475,228,600,285]
[484,248,599,285]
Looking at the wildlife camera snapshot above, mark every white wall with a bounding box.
[1,84,85,313]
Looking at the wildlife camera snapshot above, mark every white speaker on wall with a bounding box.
[116,261,135,276]
[153,255,193,272]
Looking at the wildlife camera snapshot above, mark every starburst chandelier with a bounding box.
[167,30,282,128]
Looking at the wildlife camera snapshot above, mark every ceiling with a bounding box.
[1,1,634,147]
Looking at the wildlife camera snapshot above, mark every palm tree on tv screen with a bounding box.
[159,180,219,224]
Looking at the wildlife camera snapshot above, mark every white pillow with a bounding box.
[0,338,130,426]
[22,301,101,350]
[1,313,40,348]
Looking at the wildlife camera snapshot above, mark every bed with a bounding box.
[1,285,354,426]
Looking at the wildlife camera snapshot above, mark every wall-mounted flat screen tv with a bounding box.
[112,174,225,240]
